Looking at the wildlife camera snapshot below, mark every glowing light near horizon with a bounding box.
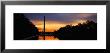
[32,19,87,32]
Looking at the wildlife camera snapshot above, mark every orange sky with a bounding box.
[31,19,87,32]
[23,13,96,32]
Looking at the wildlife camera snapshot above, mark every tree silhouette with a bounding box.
[14,13,39,40]
[54,20,97,40]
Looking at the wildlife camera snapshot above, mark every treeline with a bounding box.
[54,20,97,40]
[14,13,39,40]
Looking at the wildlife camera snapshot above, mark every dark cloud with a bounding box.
[23,13,97,23]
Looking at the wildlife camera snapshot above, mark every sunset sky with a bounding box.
[24,13,97,32]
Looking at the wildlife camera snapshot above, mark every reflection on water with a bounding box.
[38,35,59,40]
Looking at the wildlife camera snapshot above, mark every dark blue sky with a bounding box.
[23,13,97,23]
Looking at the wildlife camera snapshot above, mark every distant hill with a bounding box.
[14,13,39,40]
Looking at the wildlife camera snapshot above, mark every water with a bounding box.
[38,35,59,40]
